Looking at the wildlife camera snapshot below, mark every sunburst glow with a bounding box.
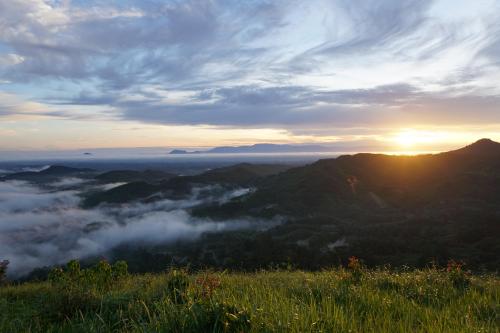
[393,130,447,148]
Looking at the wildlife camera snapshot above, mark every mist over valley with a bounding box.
[0,166,281,278]
[1,139,499,280]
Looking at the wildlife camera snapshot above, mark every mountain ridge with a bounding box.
[445,138,500,155]
[1,165,95,181]
[169,143,335,154]
[201,138,500,217]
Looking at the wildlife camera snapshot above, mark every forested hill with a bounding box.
[222,138,500,216]
[186,139,499,269]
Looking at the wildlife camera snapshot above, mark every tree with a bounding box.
[0,260,9,284]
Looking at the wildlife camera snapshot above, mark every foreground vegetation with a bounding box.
[0,260,498,332]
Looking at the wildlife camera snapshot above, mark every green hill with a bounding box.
[82,181,161,207]
[83,163,290,206]
[188,139,500,269]
[233,138,500,216]
[80,141,500,269]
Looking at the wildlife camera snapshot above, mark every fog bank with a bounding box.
[0,180,274,277]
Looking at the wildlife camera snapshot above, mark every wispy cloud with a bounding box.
[0,0,499,145]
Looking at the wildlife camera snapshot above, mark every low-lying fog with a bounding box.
[0,179,277,278]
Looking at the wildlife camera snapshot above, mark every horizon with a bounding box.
[1,1,500,151]
[0,137,494,163]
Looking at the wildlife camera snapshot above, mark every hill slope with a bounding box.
[83,163,291,206]
[1,267,498,332]
[229,138,500,216]
[187,140,500,269]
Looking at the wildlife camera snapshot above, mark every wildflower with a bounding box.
[195,273,221,299]
[447,259,464,272]
[347,256,364,283]
[347,256,361,271]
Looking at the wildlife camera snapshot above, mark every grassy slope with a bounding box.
[1,269,498,332]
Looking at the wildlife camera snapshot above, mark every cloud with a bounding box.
[0,0,289,85]
[0,0,499,137]
[21,165,50,172]
[48,177,89,188]
[0,180,79,214]
[297,0,433,59]
[0,180,275,278]
[116,83,500,129]
[0,53,24,67]
[0,92,63,119]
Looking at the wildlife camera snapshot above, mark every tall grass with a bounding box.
[0,264,498,332]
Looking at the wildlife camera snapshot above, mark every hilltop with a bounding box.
[230,138,500,216]
[448,138,500,155]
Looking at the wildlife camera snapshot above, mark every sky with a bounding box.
[0,0,500,152]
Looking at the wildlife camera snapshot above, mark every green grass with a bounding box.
[0,267,498,332]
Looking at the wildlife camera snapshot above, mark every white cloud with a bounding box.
[0,54,24,67]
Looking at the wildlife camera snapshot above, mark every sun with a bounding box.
[395,130,422,147]
[393,129,448,149]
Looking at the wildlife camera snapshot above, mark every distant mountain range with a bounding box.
[169,143,336,154]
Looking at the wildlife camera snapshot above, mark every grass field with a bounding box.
[0,262,498,332]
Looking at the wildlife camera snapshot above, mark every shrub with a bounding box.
[190,300,251,332]
[446,260,470,290]
[112,260,129,278]
[166,269,190,304]
[44,260,129,319]
[48,260,129,292]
